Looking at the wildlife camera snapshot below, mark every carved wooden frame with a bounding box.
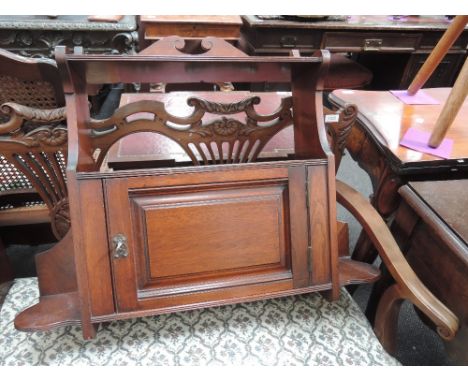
[0,102,68,239]
[90,95,293,167]
[13,42,417,349]
[0,48,68,238]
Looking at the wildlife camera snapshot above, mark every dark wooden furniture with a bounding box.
[16,46,353,338]
[0,48,69,308]
[139,35,373,94]
[330,88,468,218]
[137,18,372,93]
[12,43,457,352]
[329,87,468,362]
[0,15,138,58]
[388,180,468,364]
[138,16,242,50]
[241,15,468,90]
[0,48,68,236]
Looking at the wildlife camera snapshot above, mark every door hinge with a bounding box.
[306,167,312,273]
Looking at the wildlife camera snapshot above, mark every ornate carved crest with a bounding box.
[187,96,261,114]
[22,126,68,147]
[326,104,358,152]
[0,102,67,148]
[89,95,294,166]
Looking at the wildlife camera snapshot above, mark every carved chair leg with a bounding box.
[374,283,405,355]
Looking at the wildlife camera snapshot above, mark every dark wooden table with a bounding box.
[329,87,468,218]
[394,180,468,364]
[0,15,138,58]
[241,15,468,89]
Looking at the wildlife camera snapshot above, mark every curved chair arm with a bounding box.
[0,102,66,134]
[336,180,459,346]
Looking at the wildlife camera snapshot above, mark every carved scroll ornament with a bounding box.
[89,95,294,166]
[0,102,67,148]
[325,103,358,171]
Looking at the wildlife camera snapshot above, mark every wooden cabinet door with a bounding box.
[104,162,332,313]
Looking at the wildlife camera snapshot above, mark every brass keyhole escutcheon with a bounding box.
[112,234,128,259]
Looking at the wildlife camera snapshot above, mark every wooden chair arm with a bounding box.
[335,179,459,341]
[0,102,66,134]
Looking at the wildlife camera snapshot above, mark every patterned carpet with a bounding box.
[0,278,399,366]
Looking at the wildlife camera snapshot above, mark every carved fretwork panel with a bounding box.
[90,95,294,167]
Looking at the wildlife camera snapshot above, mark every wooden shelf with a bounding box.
[338,257,380,286]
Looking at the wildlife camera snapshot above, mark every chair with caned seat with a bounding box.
[0,48,68,288]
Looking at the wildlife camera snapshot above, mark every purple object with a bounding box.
[388,15,409,21]
[400,127,453,159]
[390,90,440,105]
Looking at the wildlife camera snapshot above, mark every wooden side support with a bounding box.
[14,231,81,332]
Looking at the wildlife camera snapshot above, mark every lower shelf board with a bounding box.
[338,257,380,286]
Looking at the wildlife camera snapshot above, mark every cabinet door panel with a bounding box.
[104,162,335,313]
[131,185,290,290]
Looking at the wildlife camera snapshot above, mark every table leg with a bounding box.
[343,122,403,262]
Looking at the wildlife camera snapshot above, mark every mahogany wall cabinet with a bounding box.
[12,41,455,345]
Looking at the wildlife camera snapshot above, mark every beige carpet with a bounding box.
[0,277,399,366]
